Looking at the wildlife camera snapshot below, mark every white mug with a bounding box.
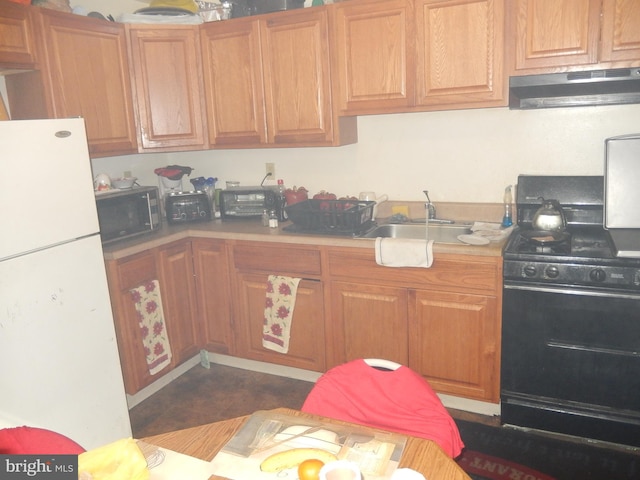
[319,460,362,480]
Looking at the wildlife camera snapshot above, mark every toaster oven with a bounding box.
[219,187,285,221]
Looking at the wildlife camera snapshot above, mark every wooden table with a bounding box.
[142,407,470,479]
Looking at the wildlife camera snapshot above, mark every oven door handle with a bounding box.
[504,283,640,300]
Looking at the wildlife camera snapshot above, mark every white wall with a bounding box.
[92,104,640,203]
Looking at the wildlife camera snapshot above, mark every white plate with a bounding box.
[457,234,490,245]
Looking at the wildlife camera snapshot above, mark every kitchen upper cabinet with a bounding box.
[192,239,234,354]
[332,0,506,114]
[409,289,499,402]
[200,17,267,146]
[231,242,326,371]
[201,8,357,147]
[415,0,506,108]
[6,9,137,156]
[0,0,38,69]
[127,25,208,152]
[600,0,640,64]
[508,0,640,74]
[509,0,600,73]
[157,240,200,366]
[331,0,415,114]
[261,8,356,146]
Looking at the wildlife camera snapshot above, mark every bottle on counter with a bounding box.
[262,209,270,227]
[502,185,513,228]
[268,210,279,228]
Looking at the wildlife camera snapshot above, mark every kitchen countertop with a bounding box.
[102,217,507,260]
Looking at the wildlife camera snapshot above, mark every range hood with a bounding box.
[509,68,640,109]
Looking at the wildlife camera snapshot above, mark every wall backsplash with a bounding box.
[91,104,640,203]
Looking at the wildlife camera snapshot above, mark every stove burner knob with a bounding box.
[589,268,606,282]
[523,265,537,277]
[545,266,560,278]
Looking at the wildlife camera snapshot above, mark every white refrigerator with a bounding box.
[0,118,132,449]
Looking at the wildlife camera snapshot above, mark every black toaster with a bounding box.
[165,191,212,224]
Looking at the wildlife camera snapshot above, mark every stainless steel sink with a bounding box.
[359,223,472,244]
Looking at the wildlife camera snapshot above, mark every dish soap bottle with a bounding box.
[502,185,513,227]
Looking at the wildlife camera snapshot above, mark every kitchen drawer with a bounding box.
[232,242,321,276]
[115,251,158,290]
[327,247,500,294]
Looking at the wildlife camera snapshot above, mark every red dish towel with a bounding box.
[130,280,172,375]
[262,275,301,354]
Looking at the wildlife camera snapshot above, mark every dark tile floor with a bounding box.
[130,363,316,438]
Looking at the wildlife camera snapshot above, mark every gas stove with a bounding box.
[501,175,640,447]
[503,176,640,290]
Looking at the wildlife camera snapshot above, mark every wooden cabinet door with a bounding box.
[510,0,601,73]
[36,10,137,156]
[200,18,267,146]
[234,273,325,371]
[105,252,161,395]
[409,289,499,402]
[600,0,640,64]
[157,240,200,366]
[192,239,234,354]
[0,0,38,68]
[127,25,208,151]
[332,0,414,114]
[329,281,409,367]
[415,0,506,108]
[260,8,335,145]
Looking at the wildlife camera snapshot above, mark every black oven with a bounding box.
[501,175,640,447]
[502,284,640,446]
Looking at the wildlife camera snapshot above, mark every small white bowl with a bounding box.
[111,177,137,189]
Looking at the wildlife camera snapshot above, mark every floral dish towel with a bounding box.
[130,280,172,375]
[262,275,301,354]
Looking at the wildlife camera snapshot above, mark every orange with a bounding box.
[297,458,325,480]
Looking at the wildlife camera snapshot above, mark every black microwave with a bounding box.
[95,186,161,245]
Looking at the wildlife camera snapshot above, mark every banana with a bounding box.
[259,448,338,472]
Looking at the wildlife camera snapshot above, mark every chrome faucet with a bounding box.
[423,190,436,220]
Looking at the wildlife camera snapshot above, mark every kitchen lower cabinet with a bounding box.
[192,239,234,355]
[230,241,325,371]
[106,241,202,394]
[233,273,326,371]
[326,247,502,403]
[157,240,200,367]
[409,289,499,402]
[127,25,208,152]
[330,281,409,365]
[105,250,163,394]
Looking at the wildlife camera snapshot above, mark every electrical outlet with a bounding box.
[265,162,276,177]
